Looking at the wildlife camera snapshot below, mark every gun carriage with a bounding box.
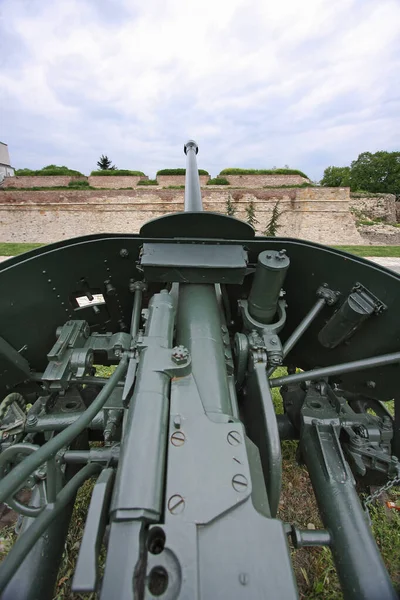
[0,141,399,599]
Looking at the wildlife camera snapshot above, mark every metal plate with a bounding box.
[139,212,255,239]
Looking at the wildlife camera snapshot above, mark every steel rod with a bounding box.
[184,140,203,212]
[267,298,326,376]
[130,286,144,337]
[283,298,326,357]
[270,351,400,388]
[0,355,128,504]
[0,462,101,593]
[30,373,124,387]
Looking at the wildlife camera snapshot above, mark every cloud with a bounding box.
[0,0,399,180]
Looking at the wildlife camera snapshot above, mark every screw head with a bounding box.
[119,248,129,258]
[232,474,248,492]
[168,494,185,514]
[227,431,242,446]
[171,431,186,446]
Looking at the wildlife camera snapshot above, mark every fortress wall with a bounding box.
[0,186,362,245]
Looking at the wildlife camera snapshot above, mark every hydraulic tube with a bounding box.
[184,140,203,212]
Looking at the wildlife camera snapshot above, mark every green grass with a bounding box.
[2,243,400,259]
[0,242,44,256]
[333,245,400,257]
[219,167,309,178]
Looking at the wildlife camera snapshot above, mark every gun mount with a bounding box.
[0,140,399,599]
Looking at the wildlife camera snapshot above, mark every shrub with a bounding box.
[15,165,84,176]
[219,167,308,178]
[245,202,259,228]
[137,179,158,186]
[264,201,282,236]
[166,185,185,189]
[226,195,236,216]
[15,168,36,176]
[68,180,90,188]
[156,168,209,176]
[207,177,230,185]
[90,170,145,176]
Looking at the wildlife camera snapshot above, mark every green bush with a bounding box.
[166,185,185,189]
[90,170,145,176]
[207,177,230,185]
[219,167,308,178]
[68,180,90,188]
[156,168,209,176]
[15,165,84,176]
[137,179,158,186]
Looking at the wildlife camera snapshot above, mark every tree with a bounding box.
[245,202,258,228]
[97,155,116,170]
[264,201,282,236]
[350,151,400,195]
[320,166,351,187]
[226,194,236,216]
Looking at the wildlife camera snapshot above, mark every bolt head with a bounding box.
[171,345,189,365]
[119,248,129,258]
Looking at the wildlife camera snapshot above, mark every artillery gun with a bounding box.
[0,140,399,599]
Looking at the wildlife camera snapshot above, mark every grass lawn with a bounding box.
[0,242,399,258]
[0,242,43,256]
[333,245,400,257]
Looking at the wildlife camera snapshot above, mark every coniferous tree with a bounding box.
[226,194,236,216]
[245,202,258,228]
[264,201,282,236]
[97,155,117,170]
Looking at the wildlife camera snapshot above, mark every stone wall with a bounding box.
[0,186,361,245]
[2,175,83,188]
[358,223,400,245]
[349,193,397,223]
[156,175,210,187]
[88,175,147,189]
[217,174,310,187]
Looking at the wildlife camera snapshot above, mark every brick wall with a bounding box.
[349,193,397,223]
[216,174,310,187]
[88,175,147,189]
[0,186,362,245]
[2,175,83,188]
[156,175,210,187]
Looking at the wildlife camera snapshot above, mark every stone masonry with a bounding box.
[2,175,84,188]
[0,186,362,245]
[88,175,147,189]
[217,174,310,187]
[349,193,397,223]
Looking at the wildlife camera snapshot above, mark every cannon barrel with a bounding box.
[184,139,203,212]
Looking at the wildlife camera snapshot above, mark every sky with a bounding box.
[0,0,399,181]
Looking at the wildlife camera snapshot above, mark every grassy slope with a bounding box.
[1,242,400,258]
